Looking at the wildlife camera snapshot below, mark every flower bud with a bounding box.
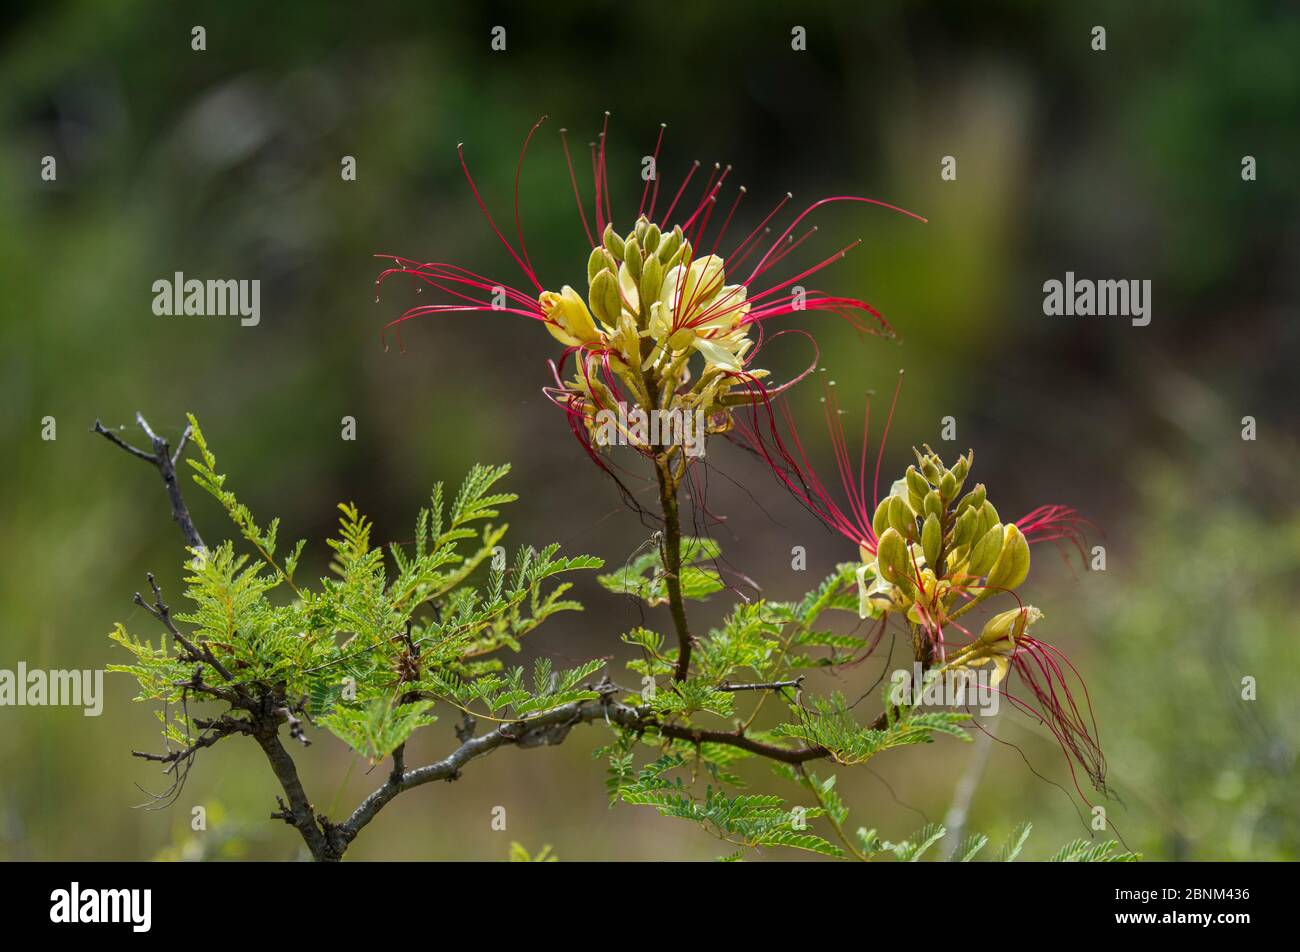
[589,270,623,327]
[661,235,688,272]
[639,254,663,310]
[951,506,978,549]
[872,497,892,540]
[921,512,942,569]
[644,223,661,254]
[951,452,971,489]
[939,470,957,502]
[916,447,941,484]
[587,246,608,283]
[976,499,1000,537]
[876,528,911,588]
[967,524,1005,577]
[624,237,643,281]
[602,223,625,261]
[888,494,915,540]
[905,466,928,505]
[657,226,682,263]
[986,524,1030,592]
[957,483,986,515]
[922,490,943,520]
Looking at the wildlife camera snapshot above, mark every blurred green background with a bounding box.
[2,0,1297,861]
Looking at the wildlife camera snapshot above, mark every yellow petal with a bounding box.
[990,656,1010,687]
[540,286,601,344]
[692,336,742,372]
[617,263,640,316]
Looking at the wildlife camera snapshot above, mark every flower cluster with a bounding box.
[850,441,1105,794]
[377,115,923,468]
[735,384,1104,794]
[539,218,765,454]
[860,445,1028,631]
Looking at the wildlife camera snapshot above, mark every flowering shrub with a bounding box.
[106,118,1130,861]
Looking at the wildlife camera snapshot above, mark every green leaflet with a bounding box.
[1049,838,1141,863]
[317,698,437,762]
[596,535,723,605]
[773,691,971,766]
[422,657,606,719]
[618,781,842,858]
[997,821,1034,862]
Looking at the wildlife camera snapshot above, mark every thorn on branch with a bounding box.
[271,797,296,825]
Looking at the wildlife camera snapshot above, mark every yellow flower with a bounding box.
[539,285,601,346]
[948,606,1042,687]
[651,255,753,372]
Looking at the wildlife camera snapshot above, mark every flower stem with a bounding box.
[654,455,694,682]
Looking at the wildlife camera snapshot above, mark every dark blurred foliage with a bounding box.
[1,0,1296,859]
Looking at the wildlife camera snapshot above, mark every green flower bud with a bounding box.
[888,495,916,540]
[624,238,643,281]
[986,524,1030,592]
[639,254,663,309]
[589,270,623,327]
[909,468,930,512]
[588,246,609,283]
[876,528,911,588]
[915,446,941,484]
[952,507,978,549]
[976,499,1000,537]
[957,483,986,515]
[634,217,649,245]
[939,470,957,502]
[967,524,1005,577]
[657,226,682,263]
[923,490,944,520]
[603,223,625,261]
[921,513,942,569]
[644,223,661,254]
[951,452,971,489]
[872,497,892,540]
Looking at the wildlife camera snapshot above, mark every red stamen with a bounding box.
[513,115,548,280]
[660,160,701,227]
[639,123,667,219]
[456,144,544,293]
[559,128,594,247]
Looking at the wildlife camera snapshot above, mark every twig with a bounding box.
[93,414,205,552]
[132,715,251,771]
[719,677,804,693]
